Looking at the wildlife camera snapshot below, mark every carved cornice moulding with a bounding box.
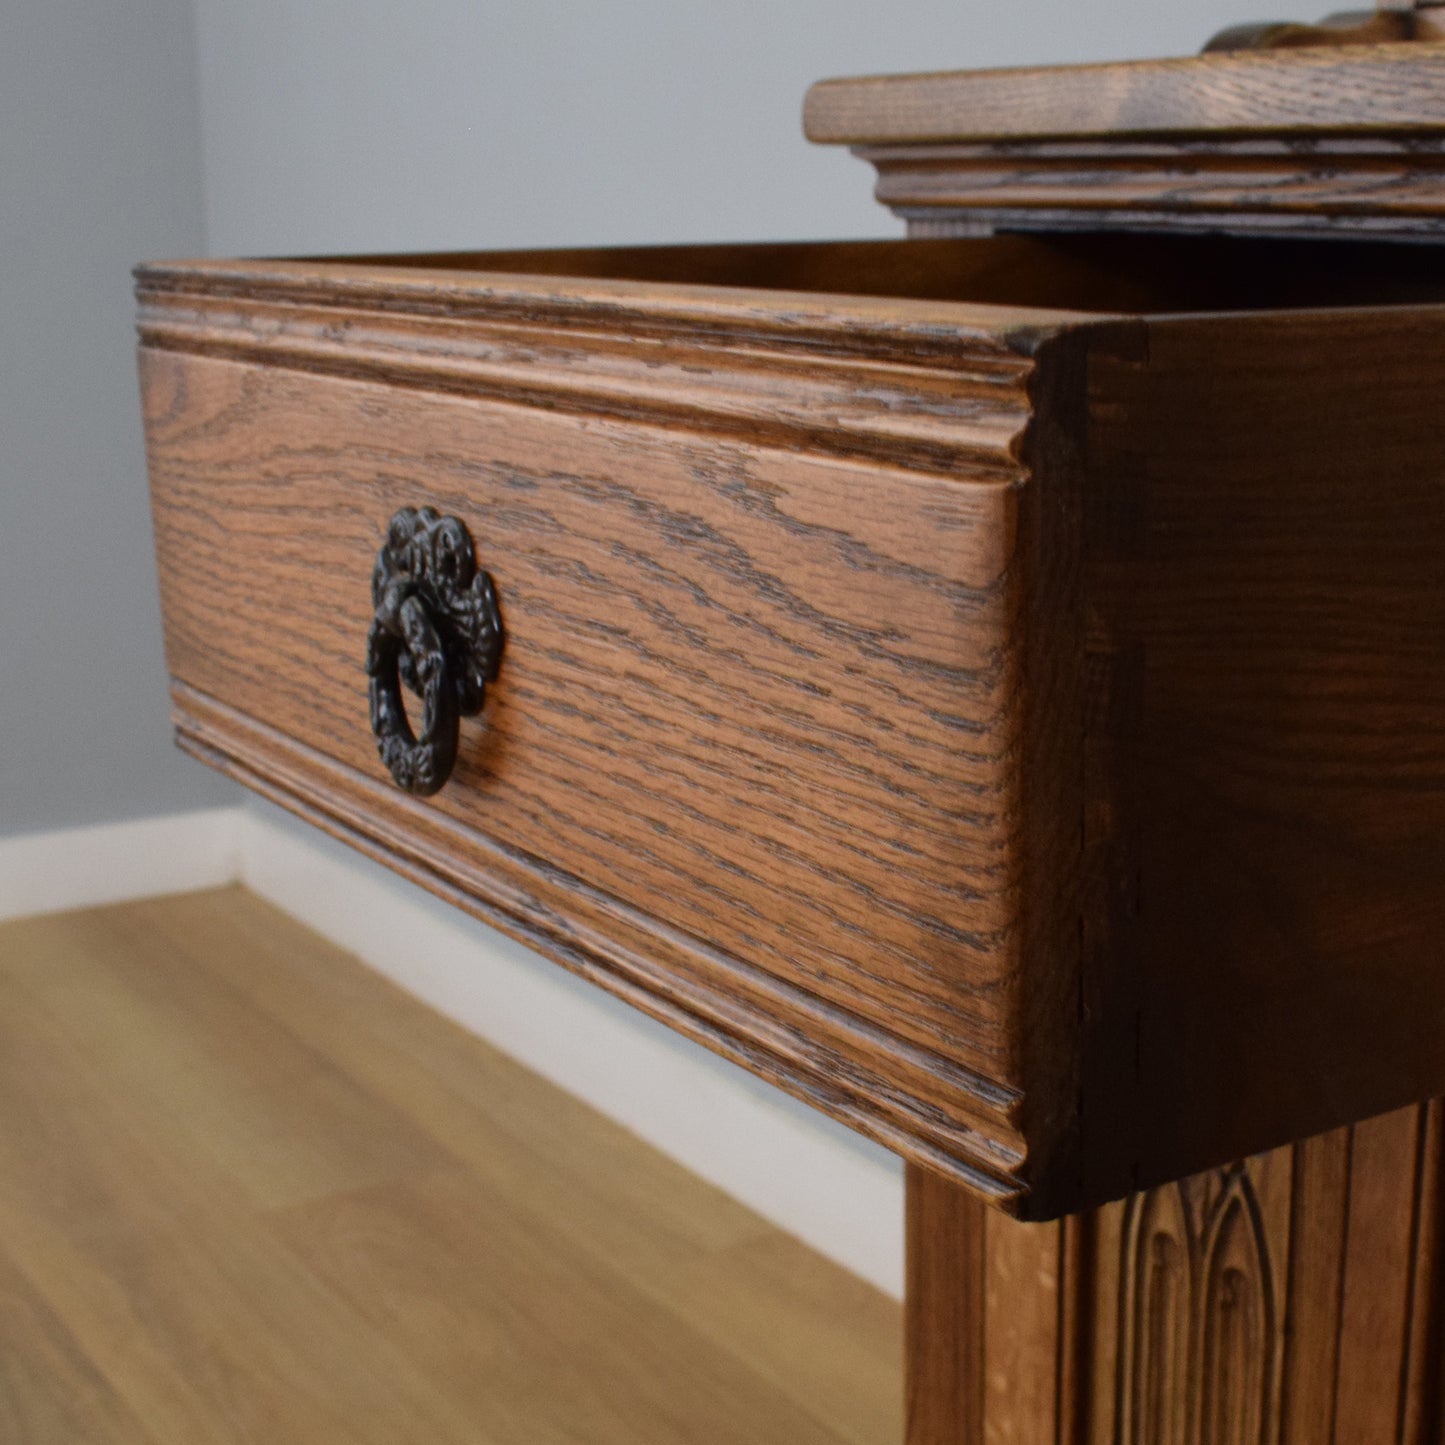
[807,46,1445,239]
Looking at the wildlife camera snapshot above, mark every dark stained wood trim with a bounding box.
[909,1105,1445,1441]
[138,240,1445,1220]
[860,137,1445,238]
[807,50,1445,239]
[906,1165,987,1443]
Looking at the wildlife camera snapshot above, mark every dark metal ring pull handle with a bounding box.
[366,506,504,796]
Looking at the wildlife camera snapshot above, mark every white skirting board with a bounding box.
[0,803,905,1297]
[0,808,241,922]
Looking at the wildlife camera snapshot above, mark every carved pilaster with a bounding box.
[907,1101,1445,1444]
[1117,1166,1281,1445]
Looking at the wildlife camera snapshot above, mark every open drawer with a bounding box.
[136,233,1445,1218]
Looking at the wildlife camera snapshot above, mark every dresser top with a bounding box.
[806,41,1445,240]
[804,42,1445,144]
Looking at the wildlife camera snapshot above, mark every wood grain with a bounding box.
[137,247,1118,1212]
[803,46,1445,145]
[909,1103,1445,1442]
[905,1171,986,1444]
[0,1243,156,1445]
[137,238,1445,1218]
[805,48,1445,239]
[864,139,1445,243]
[0,888,901,1445]
[1081,302,1445,1203]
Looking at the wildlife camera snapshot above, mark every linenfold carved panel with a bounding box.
[1098,1109,1444,1444]
[968,1101,1445,1443]
[1117,1167,1281,1445]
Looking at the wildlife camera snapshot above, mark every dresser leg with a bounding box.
[905,1165,986,1444]
[906,1164,1083,1444]
[905,1101,1445,1443]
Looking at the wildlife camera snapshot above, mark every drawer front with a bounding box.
[138,255,1090,1208]
[138,245,1445,1221]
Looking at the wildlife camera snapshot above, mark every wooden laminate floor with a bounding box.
[0,886,900,1445]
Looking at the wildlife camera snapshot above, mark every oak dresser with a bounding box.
[138,10,1445,1441]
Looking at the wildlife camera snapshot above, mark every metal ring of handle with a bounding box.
[365,506,504,797]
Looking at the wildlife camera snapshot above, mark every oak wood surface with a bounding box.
[140,234,1445,338]
[904,1170,986,1443]
[138,247,1122,1213]
[0,888,900,1445]
[867,141,1445,244]
[1080,302,1445,1202]
[137,237,1445,1219]
[805,47,1445,239]
[803,45,1445,145]
[906,1104,1445,1443]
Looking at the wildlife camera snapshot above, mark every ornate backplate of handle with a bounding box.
[1206,0,1445,49]
[366,506,505,796]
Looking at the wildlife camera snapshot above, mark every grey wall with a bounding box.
[193,0,1322,258]
[1,0,1328,842]
[1,0,239,838]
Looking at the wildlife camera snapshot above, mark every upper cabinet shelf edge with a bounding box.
[804,45,1445,240]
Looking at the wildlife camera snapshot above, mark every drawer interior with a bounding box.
[316,232,1445,317]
